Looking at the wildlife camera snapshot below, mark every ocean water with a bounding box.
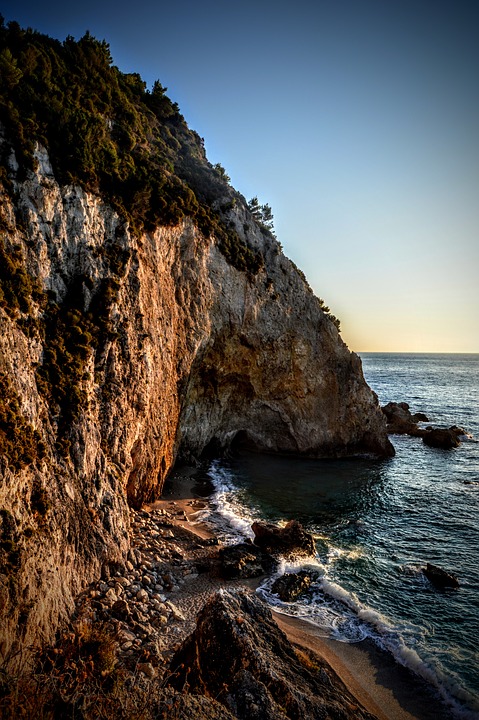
[202,353,479,719]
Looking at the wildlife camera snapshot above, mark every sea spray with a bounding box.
[201,353,479,718]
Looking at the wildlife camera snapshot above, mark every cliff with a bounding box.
[0,24,392,667]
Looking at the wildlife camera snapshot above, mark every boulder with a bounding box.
[156,689,237,720]
[422,428,463,449]
[271,571,313,602]
[423,563,459,589]
[169,590,376,720]
[412,412,429,422]
[252,520,316,558]
[219,542,275,579]
[111,599,131,621]
[381,402,428,436]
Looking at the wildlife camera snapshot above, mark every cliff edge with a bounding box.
[0,25,392,667]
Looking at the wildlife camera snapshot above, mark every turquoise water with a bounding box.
[204,353,479,719]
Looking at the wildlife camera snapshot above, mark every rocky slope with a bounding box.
[170,589,377,720]
[0,29,392,668]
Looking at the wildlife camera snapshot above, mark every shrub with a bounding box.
[0,21,263,275]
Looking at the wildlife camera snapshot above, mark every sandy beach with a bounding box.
[154,466,454,720]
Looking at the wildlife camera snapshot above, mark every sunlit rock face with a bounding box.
[0,138,392,667]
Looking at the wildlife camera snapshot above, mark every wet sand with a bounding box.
[274,613,453,720]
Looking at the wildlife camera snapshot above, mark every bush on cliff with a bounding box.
[0,17,262,274]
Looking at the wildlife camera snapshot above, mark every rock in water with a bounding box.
[422,428,463,449]
[219,542,275,579]
[423,563,459,588]
[381,402,428,436]
[252,520,316,558]
[169,589,377,720]
[271,571,313,602]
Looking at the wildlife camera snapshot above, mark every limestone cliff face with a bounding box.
[0,137,392,666]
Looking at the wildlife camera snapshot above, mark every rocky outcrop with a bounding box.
[381,402,429,436]
[382,403,470,450]
[0,135,392,666]
[271,571,314,602]
[252,520,316,559]
[170,589,377,719]
[423,563,459,589]
[219,541,275,579]
[422,427,465,449]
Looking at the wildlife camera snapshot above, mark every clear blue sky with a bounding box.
[3,0,479,352]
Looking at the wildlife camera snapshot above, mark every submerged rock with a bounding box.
[271,571,313,602]
[169,589,376,720]
[252,520,316,558]
[423,563,459,589]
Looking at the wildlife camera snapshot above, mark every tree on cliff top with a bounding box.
[0,19,262,274]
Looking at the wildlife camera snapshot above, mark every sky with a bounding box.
[2,0,479,352]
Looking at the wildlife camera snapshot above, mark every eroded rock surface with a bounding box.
[271,571,314,602]
[219,541,275,579]
[252,520,316,559]
[170,589,377,720]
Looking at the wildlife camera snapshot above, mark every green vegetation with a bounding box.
[247,196,275,235]
[0,236,44,322]
[0,18,262,274]
[0,371,45,470]
[212,162,231,184]
[318,298,341,331]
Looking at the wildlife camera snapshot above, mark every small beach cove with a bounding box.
[55,465,456,720]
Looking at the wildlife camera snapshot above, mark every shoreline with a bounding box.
[50,464,456,719]
[158,465,455,720]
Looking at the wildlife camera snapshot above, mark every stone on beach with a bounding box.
[271,571,314,602]
[169,589,376,720]
[219,541,275,579]
[252,519,316,558]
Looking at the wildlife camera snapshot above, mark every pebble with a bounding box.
[166,601,185,621]
[138,662,157,679]
[69,504,220,680]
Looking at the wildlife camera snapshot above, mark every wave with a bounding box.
[204,460,479,719]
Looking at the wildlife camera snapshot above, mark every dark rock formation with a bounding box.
[381,402,429,436]
[0,30,393,664]
[155,691,237,720]
[169,589,377,720]
[422,427,465,449]
[219,541,276,579]
[271,571,314,602]
[423,563,459,589]
[252,520,316,558]
[412,412,429,422]
[382,403,470,451]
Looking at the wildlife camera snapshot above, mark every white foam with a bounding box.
[205,461,258,543]
[204,460,479,718]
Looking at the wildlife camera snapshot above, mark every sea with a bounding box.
[201,353,479,719]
